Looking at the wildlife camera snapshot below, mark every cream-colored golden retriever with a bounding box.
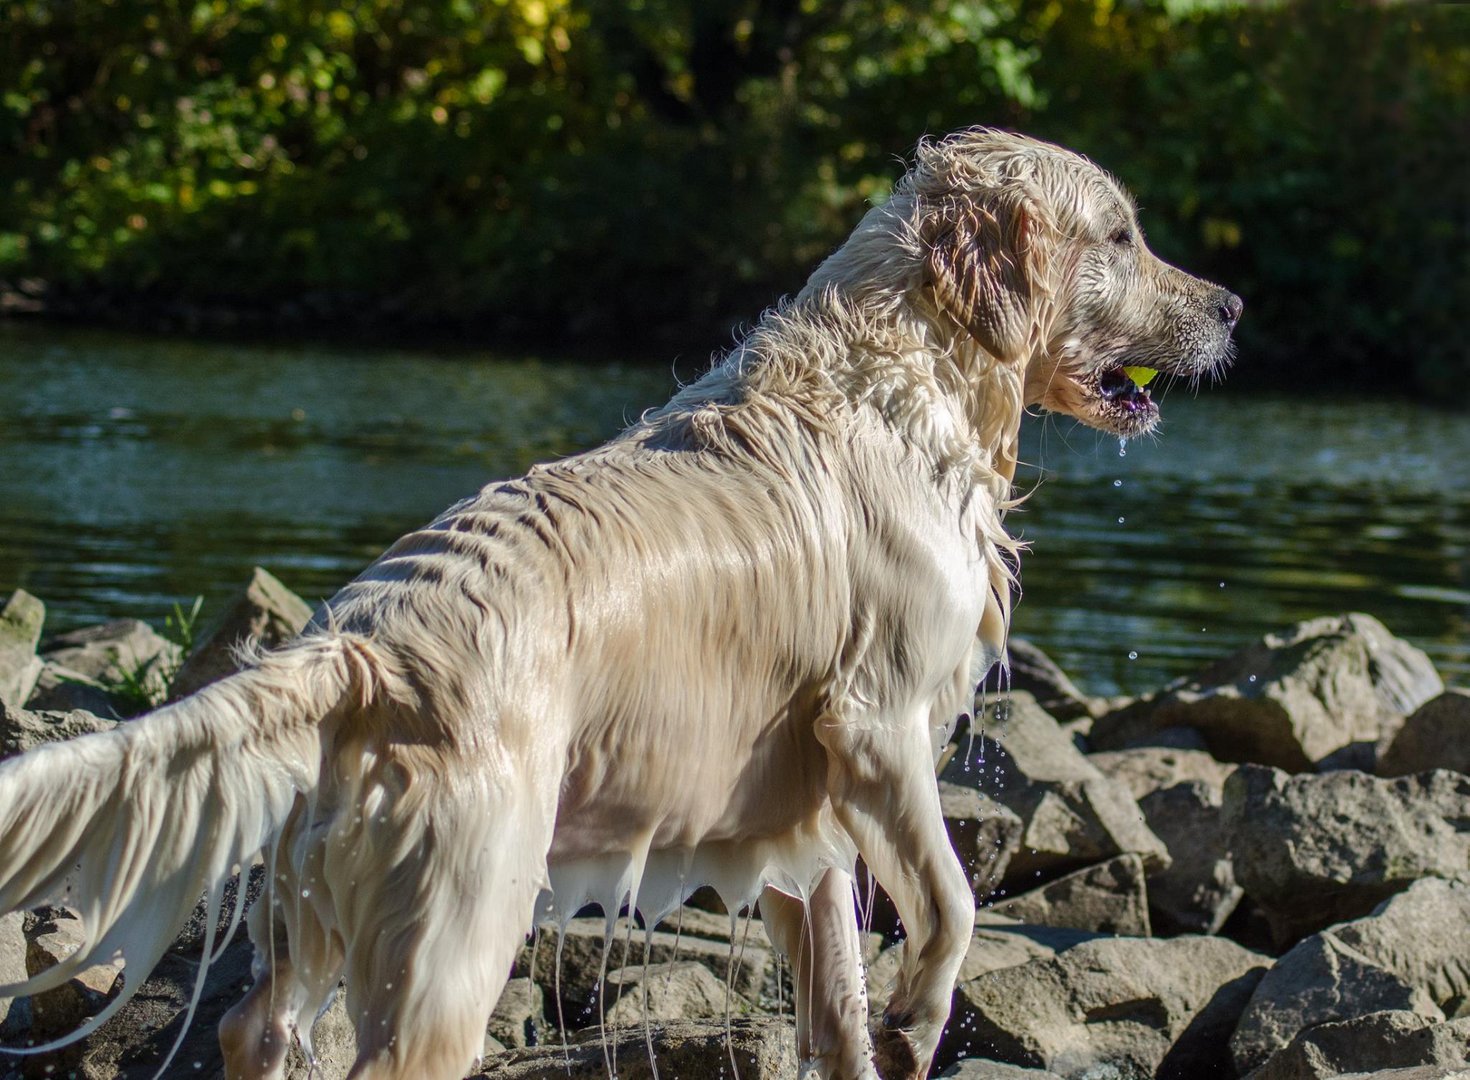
[0,130,1237,1080]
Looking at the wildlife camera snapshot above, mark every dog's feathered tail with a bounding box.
[0,632,390,1049]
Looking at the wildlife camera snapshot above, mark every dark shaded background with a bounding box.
[1,0,1465,400]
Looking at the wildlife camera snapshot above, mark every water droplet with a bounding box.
[1118,438,1128,457]
[1117,516,1126,524]
[1219,581,1226,588]
[301,888,311,898]
[1113,478,1123,488]
[1127,650,1138,661]
[1248,674,1258,683]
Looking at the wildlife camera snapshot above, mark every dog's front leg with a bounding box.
[818,717,973,1079]
[760,869,877,1080]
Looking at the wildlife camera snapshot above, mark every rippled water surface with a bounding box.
[3,323,1466,696]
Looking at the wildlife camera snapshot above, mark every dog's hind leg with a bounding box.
[221,829,345,1080]
[761,870,878,1080]
[341,778,554,1080]
[219,936,308,1080]
[219,894,321,1080]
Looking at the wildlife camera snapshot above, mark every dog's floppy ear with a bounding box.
[926,191,1035,361]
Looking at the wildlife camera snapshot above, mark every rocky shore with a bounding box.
[1,575,1468,1079]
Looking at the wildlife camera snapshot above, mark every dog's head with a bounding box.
[807,129,1240,438]
[919,129,1239,436]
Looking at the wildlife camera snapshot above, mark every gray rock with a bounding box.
[867,913,1104,1030]
[1224,765,1470,945]
[0,703,118,762]
[1140,779,1243,936]
[284,983,357,1080]
[940,781,1025,900]
[946,935,1270,1076]
[487,976,550,1050]
[940,1060,1065,1079]
[1380,690,1470,778]
[24,908,123,1041]
[472,1017,797,1079]
[35,618,180,711]
[0,590,44,709]
[1090,749,1243,937]
[1231,879,1470,1074]
[1335,1070,1470,1080]
[0,911,28,1039]
[1090,614,1444,772]
[24,661,121,716]
[999,638,1101,723]
[989,854,1150,936]
[1088,747,1236,801]
[942,693,1169,888]
[7,931,260,1079]
[603,961,751,1027]
[170,567,314,699]
[1249,1011,1470,1080]
[519,914,771,1025]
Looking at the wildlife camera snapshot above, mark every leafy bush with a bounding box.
[1,1,1464,399]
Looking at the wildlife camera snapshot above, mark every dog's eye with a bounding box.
[1111,228,1133,247]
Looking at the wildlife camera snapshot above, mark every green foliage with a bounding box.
[163,594,205,662]
[77,595,202,716]
[1,1,1464,399]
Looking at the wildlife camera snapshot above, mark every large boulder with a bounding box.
[284,983,358,1080]
[603,961,752,1027]
[940,1062,1065,1079]
[942,693,1169,888]
[1379,690,1470,778]
[988,854,1150,936]
[0,589,44,708]
[1224,765,1470,945]
[1091,747,1242,935]
[170,567,314,699]
[487,976,551,1049]
[0,910,28,1039]
[24,909,123,1040]
[519,914,772,1026]
[473,1017,797,1079]
[31,618,180,713]
[999,638,1100,724]
[1090,614,1443,772]
[0,703,117,761]
[867,914,1104,1038]
[1231,879,1470,1075]
[940,781,1025,900]
[1249,1010,1470,1080]
[24,662,120,715]
[947,935,1270,1076]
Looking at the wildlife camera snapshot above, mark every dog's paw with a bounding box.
[871,1023,921,1080]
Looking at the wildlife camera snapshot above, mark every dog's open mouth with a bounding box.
[1095,364,1160,429]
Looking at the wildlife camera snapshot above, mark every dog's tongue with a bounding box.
[1123,366,1158,388]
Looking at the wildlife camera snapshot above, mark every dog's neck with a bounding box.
[655,282,1027,504]
[784,287,1025,493]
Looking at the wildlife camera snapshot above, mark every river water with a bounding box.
[2,322,1466,697]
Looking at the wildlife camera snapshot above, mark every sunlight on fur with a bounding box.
[0,129,1237,1080]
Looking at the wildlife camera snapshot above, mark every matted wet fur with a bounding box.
[0,130,1238,1080]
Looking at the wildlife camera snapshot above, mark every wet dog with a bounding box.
[0,130,1237,1079]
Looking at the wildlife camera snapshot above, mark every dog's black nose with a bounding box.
[1217,292,1243,329]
